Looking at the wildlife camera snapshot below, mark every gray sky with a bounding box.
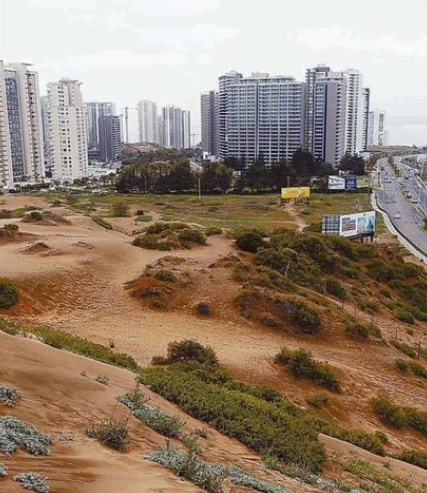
[1,0,427,145]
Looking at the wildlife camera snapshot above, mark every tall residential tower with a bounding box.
[200,90,219,156]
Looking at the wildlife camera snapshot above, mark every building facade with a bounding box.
[219,72,305,165]
[162,106,191,150]
[99,115,121,163]
[0,61,45,185]
[86,102,115,149]
[137,100,160,144]
[47,78,88,183]
[368,109,387,147]
[200,90,219,156]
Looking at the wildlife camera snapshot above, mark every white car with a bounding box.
[394,212,401,220]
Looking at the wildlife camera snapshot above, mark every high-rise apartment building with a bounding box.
[182,110,191,149]
[362,88,371,152]
[368,110,387,147]
[99,115,121,163]
[219,72,305,165]
[137,100,159,144]
[162,106,191,150]
[305,65,369,165]
[46,78,88,183]
[86,102,115,149]
[200,90,219,156]
[218,71,243,160]
[0,61,45,185]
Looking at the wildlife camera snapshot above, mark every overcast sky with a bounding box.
[1,0,426,145]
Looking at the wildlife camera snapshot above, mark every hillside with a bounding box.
[1,192,427,492]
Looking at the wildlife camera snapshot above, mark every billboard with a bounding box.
[322,211,376,238]
[339,211,376,238]
[281,187,310,199]
[328,175,357,191]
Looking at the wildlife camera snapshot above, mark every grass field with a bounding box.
[45,192,299,231]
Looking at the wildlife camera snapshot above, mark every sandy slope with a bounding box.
[2,194,427,457]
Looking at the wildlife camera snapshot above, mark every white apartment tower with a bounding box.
[219,72,305,165]
[0,61,45,185]
[200,90,219,156]
[305,65,369,166]
[368,110,388,147]
[86,102,115,148]
[137,100,159,144]
[47,78,88,183]
[162,106,191,150]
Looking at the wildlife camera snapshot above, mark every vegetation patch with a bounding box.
[151,340,218,366]
[0,383,19,407]
[91,215,113,230]
[85,418,130,451]
[118,388,185,438]
[12,472,49,493]
[133,222,206,251]
[0,416,52,456]
[275,348,341,392]
[235,231,266,253]
[390,339,417,358]
[0,277,19,309]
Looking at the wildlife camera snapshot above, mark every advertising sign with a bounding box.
[339,211,376,238]
[328,176,345,190]
[281,187,310,199]
[328,175,357,191]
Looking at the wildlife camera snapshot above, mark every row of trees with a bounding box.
[116,149,366,194]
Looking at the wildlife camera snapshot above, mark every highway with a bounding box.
[374,156,427,258]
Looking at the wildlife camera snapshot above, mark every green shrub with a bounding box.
[91,215,112,230]
[139,364,327,473]
[393,449,427,470]
[396,359,427,379]
[16,326,138,370]
[0,209,12,219]
[154,270,177,282]
[344,316,380,339]
[390,339,417,358]
[136,214,152,222]
[177,228,206,246]
[277,296,321,333]
[132,234,172,251]
[111,201,130,217]
[235,232,265,253]
[325,277,346,300]
[395,308,415,325]
[95,374,110,385]
[29,210,43,221]
[275,348,340,392]
[196,301,211,316]
[85,418,130,451]
[205,226,222,236]
[290,234,340,272]
[357,299,379,314]
[395,359,409,372]
[155,340,218,366]
[371,396,407,428]
[306,393,329,409]
[0,278,19,309]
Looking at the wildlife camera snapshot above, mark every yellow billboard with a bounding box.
[281,187,310,199]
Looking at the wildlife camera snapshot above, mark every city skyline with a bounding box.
[1,0,426,146]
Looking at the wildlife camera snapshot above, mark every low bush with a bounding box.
[205,226,222,236]
[371,395,407,428]
[0,277,19,309]
[139,364,327,473]
[12,472,49,493]
[357,299,380,314]
[91,215,112,230]
[85,418,130,451]
[390,339,417,358]
[306,393,329,409]
[111,201,130,217]
[15,326,138,371]
[325,278,346,300]
[118,389,185,438]
[154,270,177,282]
[0,383,19,407]
[196,301,211,316]
[0,416,52,456]
[155,340,218,366]
[275,348,340,392]
[29,210,43,221]
[393,449,427,471]
[132,234,173,251]
[395,308,415,325]
[136,214,152,222]
[177,228,207,246]
[235,232,265,253]
[277,296,321,334]
[344,316,380,340]
[95,374,110,385]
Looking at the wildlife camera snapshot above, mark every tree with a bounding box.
[200,162,232,193]
[338,154,365,175]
